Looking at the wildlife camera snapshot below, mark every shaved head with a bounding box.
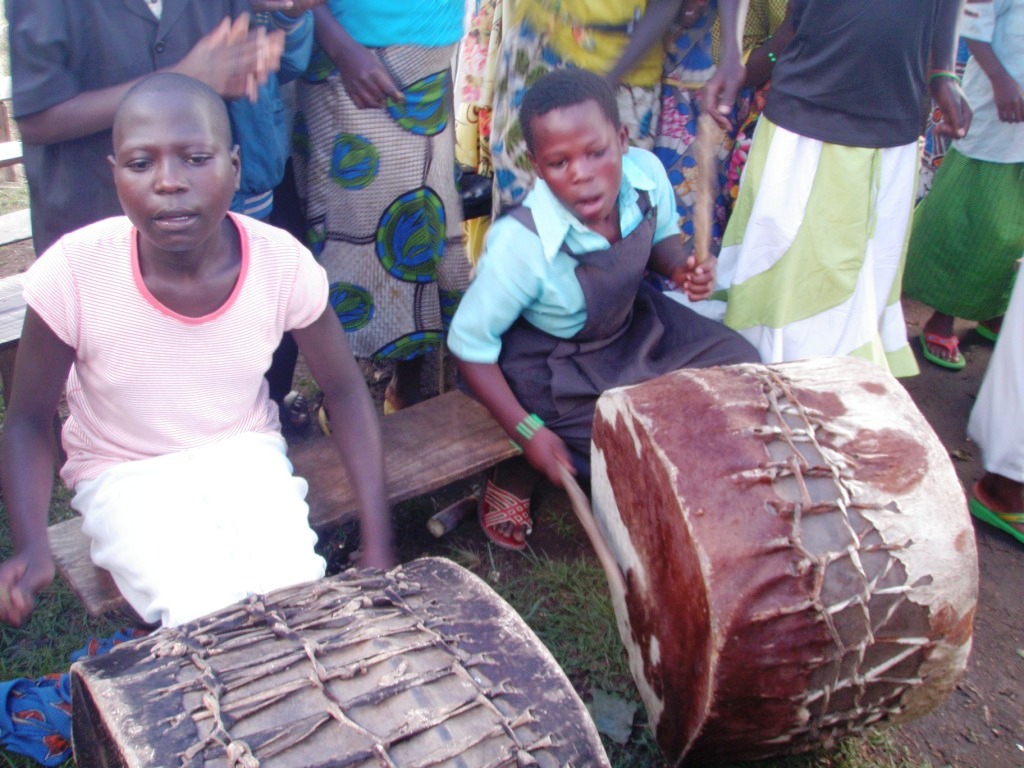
[113,73,231,149]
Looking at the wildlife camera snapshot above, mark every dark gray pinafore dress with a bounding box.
[498,192,759,472]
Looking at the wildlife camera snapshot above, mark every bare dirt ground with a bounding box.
[0,239,1020,767]
[893,301,1023,768]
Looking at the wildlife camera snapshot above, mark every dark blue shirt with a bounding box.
[764,0,939,148]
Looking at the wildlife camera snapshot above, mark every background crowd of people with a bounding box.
[0,0,1021,762]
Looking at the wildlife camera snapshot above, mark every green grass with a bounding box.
[490,553,632,693]
[0,488,126,768]
[0,180,28,218]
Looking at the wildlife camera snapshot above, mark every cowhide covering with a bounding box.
[590,358,978,765]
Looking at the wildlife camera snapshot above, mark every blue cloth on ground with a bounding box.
[1,628,146,765]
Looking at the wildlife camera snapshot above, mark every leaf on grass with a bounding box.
[587,688,638,744]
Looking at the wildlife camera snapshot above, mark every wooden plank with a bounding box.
[0,274,26,348]
[0,140,23,168]
[0,208,32,248]
[48,517,125,618]
[297,390,518,529]
[0,94,16,182]
[50,390,517,616]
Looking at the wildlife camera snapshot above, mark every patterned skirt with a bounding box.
[703,118,920,377]
[293,43,469,361]
[653,7,726,254]
[904,149,1024,321]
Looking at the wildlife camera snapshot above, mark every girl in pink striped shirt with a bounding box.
[0,73,394,628]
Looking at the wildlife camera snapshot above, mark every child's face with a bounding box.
[109,90,240,259]
[677,0,708,28]
[527,100,629,230]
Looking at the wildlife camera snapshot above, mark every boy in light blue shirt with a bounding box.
[448,68,758,550]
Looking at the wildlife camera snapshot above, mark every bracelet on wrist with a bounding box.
[928,70,960,83]
[514,413,545,442]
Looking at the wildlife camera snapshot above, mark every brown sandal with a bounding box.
[478,476,533,551]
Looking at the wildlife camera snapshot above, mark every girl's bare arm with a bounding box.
[0,309,74,626]
[455,359,573,486]
[293,306,395,569]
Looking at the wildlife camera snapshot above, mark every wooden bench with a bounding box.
[0,208,32,247]
[0,75,31,240]
[48,389,519,616]
[0,76,19,183]
[0,274,27,407]
[0,140,23,169]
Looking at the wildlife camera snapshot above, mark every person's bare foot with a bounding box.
[480,457,539,548]
[921,311,960,364]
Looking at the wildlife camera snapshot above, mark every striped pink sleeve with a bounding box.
[22,240,80,349]
[285,245,330,331]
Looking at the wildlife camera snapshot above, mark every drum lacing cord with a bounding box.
[176,653,259,768]
[743,370,928,736]
[154,571,559,766]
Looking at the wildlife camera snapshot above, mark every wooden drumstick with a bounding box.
[558,464,626,596]
[426,494,478,538]
[692,110,725,266]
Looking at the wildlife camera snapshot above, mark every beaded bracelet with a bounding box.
[515,413,545,442]
[928,70,960,83]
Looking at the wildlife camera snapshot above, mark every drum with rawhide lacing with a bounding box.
[69,557,610,767]
[582,357,977,765]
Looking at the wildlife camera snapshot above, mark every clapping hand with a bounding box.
[175,15,285,102]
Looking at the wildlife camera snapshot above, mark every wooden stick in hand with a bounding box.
[692,110,725,266]
[558,465,626,597]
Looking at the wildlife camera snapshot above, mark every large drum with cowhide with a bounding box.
[70,557,610,767]
[589,357,978,765]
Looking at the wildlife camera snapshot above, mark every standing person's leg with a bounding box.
[294,45,466,415]
[968,268,1024,543]
[711,119,918,376]
[489,17,559,213]
[388,51,471,411]
[653,5,718,259]
[904,149,1024,370]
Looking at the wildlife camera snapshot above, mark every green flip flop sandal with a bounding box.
[969,482,1024,545]
[975,324,999,343]
[919,332,966,370]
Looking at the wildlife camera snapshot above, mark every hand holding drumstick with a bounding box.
[666,110,724,302]
[650,110,719,304]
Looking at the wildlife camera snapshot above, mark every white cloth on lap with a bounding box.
[969,269,1024,483]
[73,431,326,627]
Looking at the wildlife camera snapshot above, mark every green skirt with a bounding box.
[904,148,1024,320]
